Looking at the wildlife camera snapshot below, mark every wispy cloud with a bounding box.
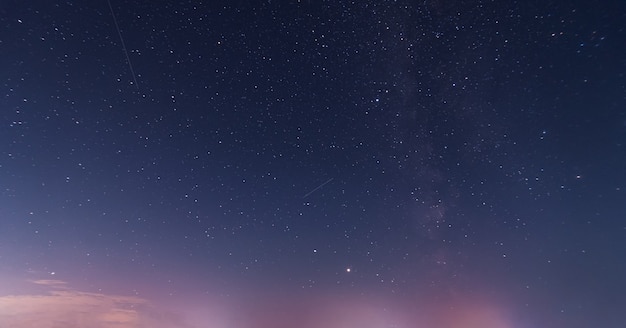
[0,279,191,328]
[30,279,70,289]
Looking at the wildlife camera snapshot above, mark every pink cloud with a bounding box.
[0,280,190,328]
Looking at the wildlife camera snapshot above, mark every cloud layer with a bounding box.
[0,280,188,328]
[0,278,515,328]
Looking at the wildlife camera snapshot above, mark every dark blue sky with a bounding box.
[1,1,625,327]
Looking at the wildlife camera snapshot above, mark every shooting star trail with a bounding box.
[107,0,139,90]
[303,178,334,198]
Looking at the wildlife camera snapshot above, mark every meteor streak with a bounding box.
[303,178,334,198]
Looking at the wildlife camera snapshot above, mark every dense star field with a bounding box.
[1,0,625,327]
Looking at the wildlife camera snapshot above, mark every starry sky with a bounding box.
[1,0,625,327]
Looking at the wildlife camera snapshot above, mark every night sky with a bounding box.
[1,1,625,327]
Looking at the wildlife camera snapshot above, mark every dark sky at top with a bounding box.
[1,1,625,327]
